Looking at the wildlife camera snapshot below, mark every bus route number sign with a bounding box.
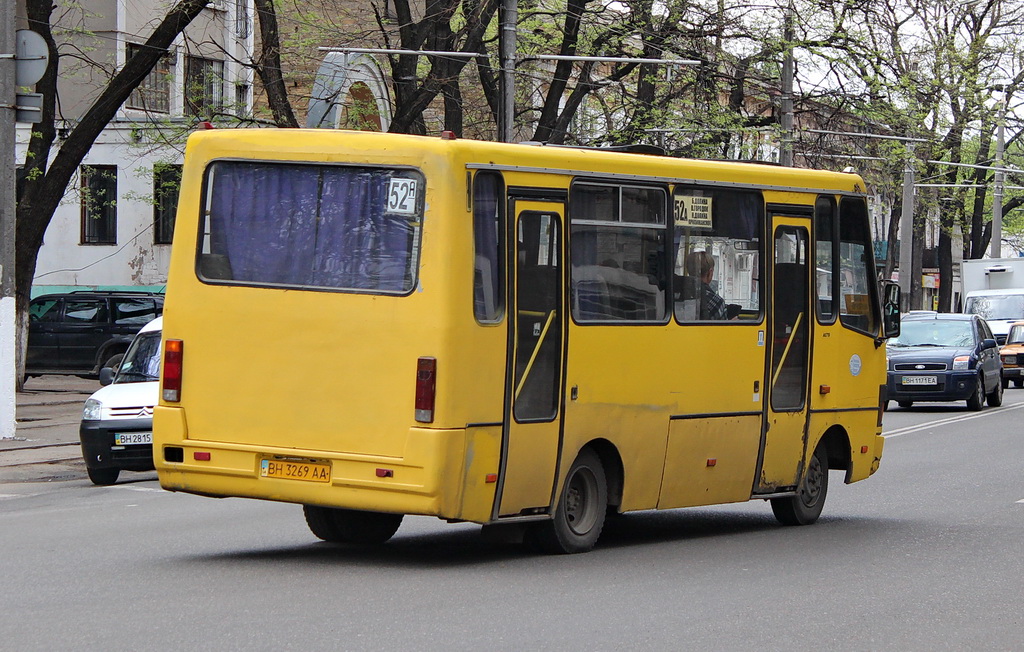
[387,178,418,214]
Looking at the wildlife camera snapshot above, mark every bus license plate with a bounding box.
[902,375,937,386]
[114,432,152,446]
[260,459,331,483]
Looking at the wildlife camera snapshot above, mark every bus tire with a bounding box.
[771,443,828,526]
[526,448,607,554]
[303,505,403,544]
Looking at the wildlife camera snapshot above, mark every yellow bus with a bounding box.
[154,130,900,553]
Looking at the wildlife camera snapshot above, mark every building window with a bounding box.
[235,0,251,37]
[81,165,117,245]
[154,163,182,245]
[234,83,250,117]
[185,56,224,119]
[126,44,173,113]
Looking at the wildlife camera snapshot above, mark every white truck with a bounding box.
[961,258,1024,344]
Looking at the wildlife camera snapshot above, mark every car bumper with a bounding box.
[1002,366,1024,379]
[79,418,155,472]
[886,370,980,403]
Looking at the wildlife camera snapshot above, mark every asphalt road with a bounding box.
[2,391,1023,650]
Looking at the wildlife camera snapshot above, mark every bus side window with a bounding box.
[672,187,763,323]
[473,172,505,323]
[815,196,837,323]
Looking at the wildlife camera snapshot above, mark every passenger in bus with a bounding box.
[684,250,727,320]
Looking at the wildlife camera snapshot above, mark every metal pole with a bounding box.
[898,143,916,311]
[779,2,794,166]
[1,0,17,439]
[992,109,1005,258]
[498,0,516,143]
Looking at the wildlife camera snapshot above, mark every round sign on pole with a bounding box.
[15,30,49,88]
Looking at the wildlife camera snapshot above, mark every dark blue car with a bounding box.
[886,312,1003,411]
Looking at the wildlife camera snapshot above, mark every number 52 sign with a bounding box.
[387,178,418,214]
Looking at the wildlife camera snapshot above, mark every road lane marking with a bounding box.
[111,485,164,493]
[884,401,1024,438]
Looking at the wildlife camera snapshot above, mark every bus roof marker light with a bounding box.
[415,357,437,423]
[163,339,184,402]
[440,130,456,140]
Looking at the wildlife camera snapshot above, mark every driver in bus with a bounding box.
[684,250,728,321]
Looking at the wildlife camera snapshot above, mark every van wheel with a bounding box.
[1015,379,1024,388]
[526,448,607,554]
[1003,377,1010,390]
[771,443,828,526]
[897,400,913,408]
[302,505,403,544]
[87,467,119,485]
[988,376,1004,406]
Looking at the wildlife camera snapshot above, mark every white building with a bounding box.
[19,0,255,296]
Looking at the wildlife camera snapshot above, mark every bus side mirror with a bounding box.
[881,281,901,339]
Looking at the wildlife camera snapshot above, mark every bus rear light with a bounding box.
[163,339,183,402]
[194,451,211,461]
[415,357,437,423]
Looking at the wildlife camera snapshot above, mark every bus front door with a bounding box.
[496,202,565,518]
[758,220,812,492]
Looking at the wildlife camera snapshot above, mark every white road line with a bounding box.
[111,485,164,493]
[883,401,1024,438]
[1017,499,1024,505]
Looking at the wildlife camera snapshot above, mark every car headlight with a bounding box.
[1004,354,1017,365]
[952,355,971,370]
[83,398,103,421]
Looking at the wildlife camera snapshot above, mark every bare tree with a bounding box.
[15,0,212,385]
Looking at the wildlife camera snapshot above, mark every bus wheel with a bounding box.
[303,505,403,544]
[526,448,607,554]
[87,467,119,486]
[771,444,828,526]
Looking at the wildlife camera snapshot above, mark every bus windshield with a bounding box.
[198,161,424,294]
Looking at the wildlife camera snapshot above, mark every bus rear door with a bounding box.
[496,200,565,518]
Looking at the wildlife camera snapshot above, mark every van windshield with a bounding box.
[964,294,1024,320]
[115,332,162,384]
[197,161,423,295]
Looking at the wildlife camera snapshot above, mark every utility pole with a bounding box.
[498,0,516,143]
[992,104,1005,258]
[898,143,916,311]
[779,2,794,167]
[1,0,16,439]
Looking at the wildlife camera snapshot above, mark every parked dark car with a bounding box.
[26,291,163,379]
[886,312,1003,411]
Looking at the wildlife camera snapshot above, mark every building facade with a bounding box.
[19,0,255,296]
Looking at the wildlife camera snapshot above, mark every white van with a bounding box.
[79,317,161,485]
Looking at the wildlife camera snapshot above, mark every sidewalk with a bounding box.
[0,375,99,482]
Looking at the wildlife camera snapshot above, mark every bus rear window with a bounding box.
[197,162,423,294]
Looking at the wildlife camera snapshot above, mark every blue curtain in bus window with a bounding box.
[207,163,415,293]
[209,164,318,286]
[316,168,409,291]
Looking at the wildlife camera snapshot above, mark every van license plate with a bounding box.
[114,432,152,445]
[902,375,937,386]
[260,459,331,483]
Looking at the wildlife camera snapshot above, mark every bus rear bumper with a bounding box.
[153,407,501,523]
